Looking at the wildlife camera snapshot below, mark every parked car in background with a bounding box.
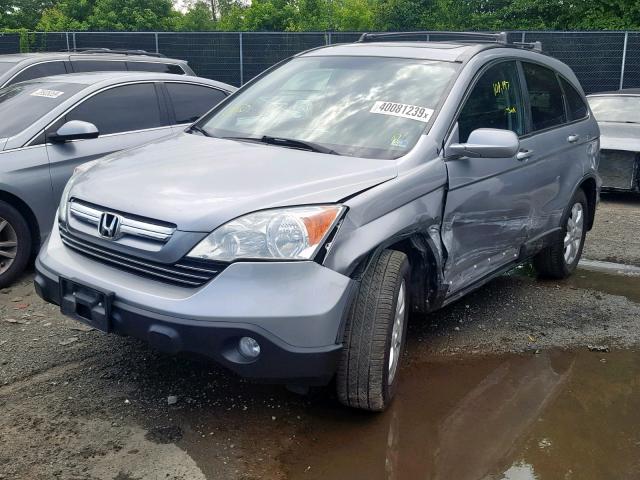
[35,33,600,411]
[0,71,234,287]
[0,49,195,88]
[588,90,640,192]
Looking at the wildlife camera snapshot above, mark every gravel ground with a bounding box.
[0,197,639,479]
[583,193,640,266]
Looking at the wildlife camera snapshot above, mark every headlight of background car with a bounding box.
[187,205,345,262]
[58,160,100,225]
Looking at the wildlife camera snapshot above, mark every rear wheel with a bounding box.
[533,189,588,279]
[336,249,410,411]
[0,201,32,288]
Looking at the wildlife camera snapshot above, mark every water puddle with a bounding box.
[281,350,640,480]
[565,268,640,304]
[512,264,640,304]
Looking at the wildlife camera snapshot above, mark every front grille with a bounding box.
[59,227,225,288]
[600,149,638,190]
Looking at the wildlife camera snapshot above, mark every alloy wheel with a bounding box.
[388,280,406,385]
[563,202,584,265]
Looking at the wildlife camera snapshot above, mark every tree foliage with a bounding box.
[2,0,640,31]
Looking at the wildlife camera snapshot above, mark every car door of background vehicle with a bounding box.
[162,82,229,133]
[517,62,593,241]
[45,82,173,202]
[442,60,531,294]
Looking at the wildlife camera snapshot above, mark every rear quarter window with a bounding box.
[560,77,588,121]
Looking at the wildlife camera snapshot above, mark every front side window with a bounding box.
[523,62,567,131]
[66,83,161,135]
[0,81,84,138]
[71,60,127,73]
[587,95,640,124]
[8,61,67,86]
[197,56,459,159]
[166,83,227,124]
[457,61,525,143]
[560,77,588,121]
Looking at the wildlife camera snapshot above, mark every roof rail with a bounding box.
[72,48,166,58]
[357,31,543,52]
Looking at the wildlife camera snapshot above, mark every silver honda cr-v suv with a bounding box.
[35,33,601,411]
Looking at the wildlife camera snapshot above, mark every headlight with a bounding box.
[187,205,345,262]
[58,160,99,224]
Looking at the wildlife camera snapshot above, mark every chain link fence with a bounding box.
[0,30,639,92]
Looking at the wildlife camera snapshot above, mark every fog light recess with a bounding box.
[238,336,261,359]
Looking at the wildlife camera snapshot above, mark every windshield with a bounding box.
[0,81,85,138]
[0,62,14,77]
[198,56,459,159]
[588,95,640,124]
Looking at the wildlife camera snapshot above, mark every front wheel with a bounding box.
[533,189,588,279]
[336,249,410,411]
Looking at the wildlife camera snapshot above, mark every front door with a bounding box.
[45,82,173,201]
[442,60,530,294]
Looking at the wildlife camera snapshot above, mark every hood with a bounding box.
[598,122,640,151]
[71,133,397,232]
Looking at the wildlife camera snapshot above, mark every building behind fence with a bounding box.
[0,31,636,93]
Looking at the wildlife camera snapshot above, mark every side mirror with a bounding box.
[449,128,519,159]
[49,120,99,143]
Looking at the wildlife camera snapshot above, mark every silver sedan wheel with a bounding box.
[564,202,584,265]
[0,218,17,275]
[388,281,406,385]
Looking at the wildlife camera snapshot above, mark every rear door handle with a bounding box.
[567,134,580,143]
[516,149,534,161]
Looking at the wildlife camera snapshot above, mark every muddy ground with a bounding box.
[0,195,639,480]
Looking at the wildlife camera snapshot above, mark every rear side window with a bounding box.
[66,83,161,135]
[127,62,185,75]
[71,60,127,72]
[8,61,67,85]
[458,61,525,143]
[523,62,567,131]
[560,77,588,121]
[166,83,227,124]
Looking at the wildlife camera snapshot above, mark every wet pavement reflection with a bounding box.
[282,350,640,480]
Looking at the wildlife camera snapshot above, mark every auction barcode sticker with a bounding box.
[370,101,434,123]
[30,89,64,99]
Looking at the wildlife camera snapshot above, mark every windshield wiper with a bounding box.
[188,124,210,137]
[221,135,338,155]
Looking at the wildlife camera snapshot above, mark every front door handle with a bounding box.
[567,134,580,143]
[516,149,534,161]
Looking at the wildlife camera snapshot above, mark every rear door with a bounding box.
[518,62,592,241]
[442,60,530,293]
[45,82,173,200]
[162,82,229,131]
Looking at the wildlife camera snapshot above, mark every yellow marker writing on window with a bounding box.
[493,80,510,96]
[505,106,517,114]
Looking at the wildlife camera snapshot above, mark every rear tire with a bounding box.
[0,201,31,288]
[336,249,410,411]
[533,189,588,279]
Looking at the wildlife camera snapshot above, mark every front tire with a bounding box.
[336,249,410,411]
[533,189,588,279]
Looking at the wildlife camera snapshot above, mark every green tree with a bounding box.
[1,0,56,29]
[176,0,216,31]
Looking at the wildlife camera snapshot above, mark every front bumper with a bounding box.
[35,226,356,385]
